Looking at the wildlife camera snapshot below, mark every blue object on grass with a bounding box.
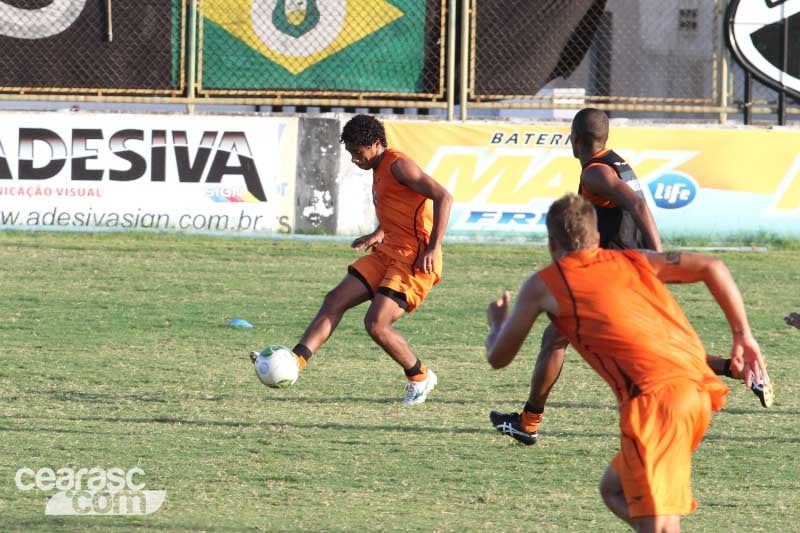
[228,318,253,329]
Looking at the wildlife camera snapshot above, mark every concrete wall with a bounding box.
[294,115,376,237]
[294,117,341,234]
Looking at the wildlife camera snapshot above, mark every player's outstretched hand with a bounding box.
[487,290,511,329]
[730,332,766,388]
[785,312,800,329]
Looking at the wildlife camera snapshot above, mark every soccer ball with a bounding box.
[253,345,299,388]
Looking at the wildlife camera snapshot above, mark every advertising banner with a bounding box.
[385,120,800,238]
[0,112,297,234]
[200,0,435,93]
[0,0,181,90]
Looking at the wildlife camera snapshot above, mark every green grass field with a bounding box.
[1,231,798,531]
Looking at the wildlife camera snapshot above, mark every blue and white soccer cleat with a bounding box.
[402,370,438,405]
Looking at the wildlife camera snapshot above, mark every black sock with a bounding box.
[404,359,422,378]
[524,401,544,415]
[293,343,312,361]
[722,358,733,378]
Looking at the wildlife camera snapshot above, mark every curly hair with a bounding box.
[340,114,387,148]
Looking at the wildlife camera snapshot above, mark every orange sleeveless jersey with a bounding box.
[372,149,437,266]
[538,247,728,408]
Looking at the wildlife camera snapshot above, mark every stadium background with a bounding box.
[0,0,798,239]
[1,1,798,529]
[0,0,800,238]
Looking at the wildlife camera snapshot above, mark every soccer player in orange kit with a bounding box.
[485,193,767,532]
[491,108,771,446]
[256,114,452,405]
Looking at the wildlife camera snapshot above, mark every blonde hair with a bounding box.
[546,194,598,252]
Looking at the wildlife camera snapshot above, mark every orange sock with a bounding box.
[521,411,543,433]
[293,353,308,371]
[407,361,428,382]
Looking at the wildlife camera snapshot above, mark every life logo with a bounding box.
[648,173,698,209]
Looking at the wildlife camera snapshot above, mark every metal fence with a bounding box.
[465,0,799,122]
[197,0,445,100]
[0,0,185,95]
[468,0,715,112]
[0,0,796,122]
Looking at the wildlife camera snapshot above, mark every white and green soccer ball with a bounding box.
[253,345,299,389]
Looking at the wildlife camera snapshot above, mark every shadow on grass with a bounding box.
[42,390,170,404]
[546,401,616,410]
[718,406,795,415]
[6,516,254,532]
[26,389,227,404]
[6,413,799,443]
[6,413,492,435]
[0,426,102,435]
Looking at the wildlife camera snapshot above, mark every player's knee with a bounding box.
[363,315,388,342]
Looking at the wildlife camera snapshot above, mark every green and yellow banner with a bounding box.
[200,0,432,92]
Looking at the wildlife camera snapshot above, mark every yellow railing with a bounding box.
[0,0,796,123]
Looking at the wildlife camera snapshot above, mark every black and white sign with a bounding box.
[727,0,800,99]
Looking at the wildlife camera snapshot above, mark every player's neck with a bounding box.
[578,145,606,166]
[371,147,387,170]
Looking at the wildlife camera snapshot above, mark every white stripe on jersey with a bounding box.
[625,179,642,193]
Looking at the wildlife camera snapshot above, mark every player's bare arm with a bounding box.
[351,225,384,250]
[643,250,766,386]
[391,158,453,274]
[485,275,558,369]
[582,165,662,251]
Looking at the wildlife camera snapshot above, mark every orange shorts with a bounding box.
[349,248,440,313]
[611,381,713,518]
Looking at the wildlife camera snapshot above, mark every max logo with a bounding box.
[726,0,800,99]
[648,173,697,209]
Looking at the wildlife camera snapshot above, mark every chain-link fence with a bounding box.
[468,0,799,121]
[0,0,796,122]
[0,0,185,95]
[729,62,798,123]
[470,0,721,109]
[197,0,445,98]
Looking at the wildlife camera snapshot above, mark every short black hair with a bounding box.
[340,114,387,148]
[571,108,609,145]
